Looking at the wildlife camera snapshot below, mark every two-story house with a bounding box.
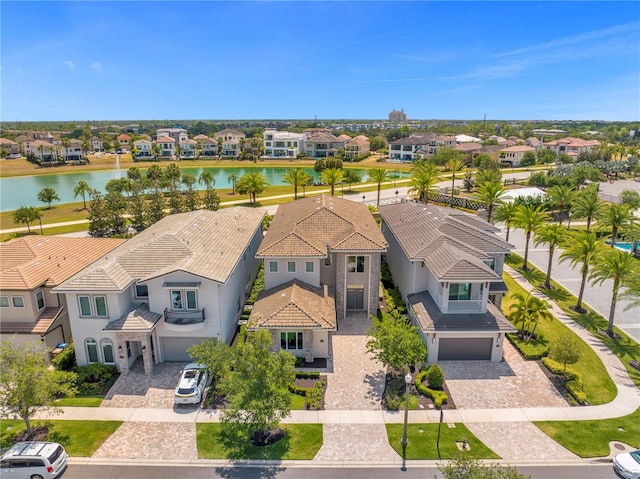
[199,137,219,158]
[63,139,83,162]
[179,138,198,159]
[499,145,536,167]
[133,139,153,159]
[378,202,515,362]
[90,136,104,153]
[116,133,131,151]
[305,132,347,159]
[0,236,125,356]
[263,128,306,158]
[247,195,387,362]
[388,133,456,162]
[156,136,176,159]
[53,208,265,375]
[543,137,601,159]
[345,135,371,160]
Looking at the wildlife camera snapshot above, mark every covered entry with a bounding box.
[438,337,493,361]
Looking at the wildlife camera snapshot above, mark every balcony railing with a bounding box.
[164,308,205,325]
[447,299,483,313]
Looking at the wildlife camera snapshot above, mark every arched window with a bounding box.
[85,338,98,363]
[101,339,114,364]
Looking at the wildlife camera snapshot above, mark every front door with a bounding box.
[346,287,364,310]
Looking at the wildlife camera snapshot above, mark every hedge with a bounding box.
[541,357,586,404]
[415,367,448,408]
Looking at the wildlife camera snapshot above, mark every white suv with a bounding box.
[174,363,209,406]
[0,441,68,479]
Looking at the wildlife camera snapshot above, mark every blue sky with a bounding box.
[1,2,639,121]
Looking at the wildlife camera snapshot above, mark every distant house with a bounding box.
[388,133,456,162]
[90,136,104,153]
[116,134,131,151]
[0,236,125,358]
[345,135,371,160]
[133,139,153,159]
[179,138,197,159]
[378,202,515,362]
[455,142,483,164]
[63,139,83,162]
[525,137,542,151]
[156,128,188,144]
[0,138,20,156]
[455,134,482,144]
[155,136,176,159]
[25,140,58,163]
[263,128,305,158]
[305,132,347,159]
[543,137,601,157]
[248,195,387,361]
[53,208,265,375]
[499,145,536,167]
[199,137,218,158]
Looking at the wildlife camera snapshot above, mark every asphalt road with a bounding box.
[63,463,617,479]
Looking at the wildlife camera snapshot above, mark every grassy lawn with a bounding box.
[54,396,104,407]
[290,393,306,410]
[535,408,640,457]
[386,424,499,460]
[505,254,640,390]
[196,423,322,460]
[0,419,122,456]
[501,271,617,405]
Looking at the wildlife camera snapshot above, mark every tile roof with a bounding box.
[247,280,336,330]
[54,208,265,292]
[408,291,516,333]
[103,302,161,331]
[257,195,386,258]
[0,306,64,335]
[0,236,126,291]
[500,145,536,153]
[193,134,209,141]
[378,202,512,282]
[455,142,483,152]
[543,137,600,148]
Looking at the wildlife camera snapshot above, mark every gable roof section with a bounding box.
[0,236,125,291]
[257,195,386,257]
[54,208,265,292]
[247,280,336,330]
[378,202,512,280]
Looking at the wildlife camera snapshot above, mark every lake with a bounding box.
[0,166,408,212]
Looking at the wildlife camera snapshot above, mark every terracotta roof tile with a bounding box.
[0,306,64,335]
[103,303,162,331]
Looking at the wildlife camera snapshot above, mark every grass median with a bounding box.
[0,419,122,456]
[196,423,322,460]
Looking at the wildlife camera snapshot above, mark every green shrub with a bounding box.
[386,395,401,410]
[295,371,320,379]
[567,379,587,404]
[427,364,445,389]
[506,332,549,359]
[384,287,407,315]
[542,357,586,404]
[75,363,118,395]
[246,265,265,305]
[380,259,393,288]
[236,324,247,351]
[52,343,76,371]
[415,366,448,408]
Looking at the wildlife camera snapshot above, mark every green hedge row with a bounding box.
[541,357,587,404]
[415,367,448,408]
[506,332,549,360]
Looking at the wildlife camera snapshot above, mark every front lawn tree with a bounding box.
[559,230,603,313]
[74,180,93,210]
[13,205,41,234]
[549,335,581,376]
[236,171,270,204]
[475,181,506,223]
[0,341,77,437]
[366,312,427,374]
[533,223,567,289]
[220,330,296,445]
[514,204,550,271]
[367,168,391,206]
[37,186,60,209]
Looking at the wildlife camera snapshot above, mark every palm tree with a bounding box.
[251,135,263,163]
[322,168,343,196]
[236,171,270,204]
[239,137,246,160]
[283,168,312,200]
[559,230,603,312]
[13,206,40,234]
[151,142,161,160]
[146,164,164,191]
[61,137,71,163]
[572,188,602,232]
[494,201,518,242]
[475,181,506,223]
[37,186,60,209]
[164,163,182,193]
[534,223,568,289]
[217,137,223,159]
[182,173,199,211]
[199,170,215,190]
[597,203,634,248]
[589,248,640,337]
[620,272,640,312]
[74,180,93,210]
[408,162,439,203]
[367,168,391,206]
[508,291,552,340]
[445,158,465,203]
[514,204,550,271]
[227,173,239,194]
[546,184,576,223]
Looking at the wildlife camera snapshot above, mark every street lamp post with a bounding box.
[401,372,411,447]
[567,211,572,229]
[395,190,399,203]
[362,194,366,204]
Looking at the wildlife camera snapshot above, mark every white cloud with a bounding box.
[88,61,102,73]
[64,60,75,71]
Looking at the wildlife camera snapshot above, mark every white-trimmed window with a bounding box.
[85,338,99,363]
[287,261,296,273]
[94,296,108,317]
[11,296,24,308]
[35,290,45,310]
[101,339,115,364]
[269,261,278,273]
[0,296,9,308]
[305,261,314,273]
[78,296,92,316]
[347,256,365,273]
[449,283,471,301]
[171,290,197,311]
[135,283,149,298]
[280,332,304,351]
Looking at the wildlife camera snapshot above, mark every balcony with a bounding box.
[447,299,483,313]
[164,308,206,332]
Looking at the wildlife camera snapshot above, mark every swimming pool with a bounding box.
[610,242,634,253]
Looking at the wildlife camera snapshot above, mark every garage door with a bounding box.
[438,338,493,361]
[161,337,204,362]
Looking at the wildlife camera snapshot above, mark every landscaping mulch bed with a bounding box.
[13,425,49,442]
[383,371,456,411]
[535,359,575,406]
[293,374,327,410]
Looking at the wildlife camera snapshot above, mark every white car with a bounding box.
[614,449,640,479]
[174,363,209,406]
[0,441,68,479]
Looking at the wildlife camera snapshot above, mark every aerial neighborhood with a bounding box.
[0,113,639,474]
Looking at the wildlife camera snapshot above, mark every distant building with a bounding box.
[388,109,407,122]
[263,128,306,158]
